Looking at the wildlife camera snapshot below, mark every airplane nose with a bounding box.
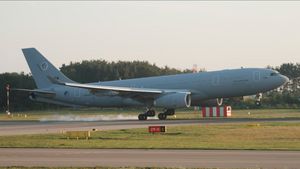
[279,75,289,85]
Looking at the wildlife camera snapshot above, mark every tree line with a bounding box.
[60,60,193,83]
[0,60,299,111]
[263,63,300,108]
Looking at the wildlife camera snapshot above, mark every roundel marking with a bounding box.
[40,62,48,71]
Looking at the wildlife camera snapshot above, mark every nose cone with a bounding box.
[279,74,289,85]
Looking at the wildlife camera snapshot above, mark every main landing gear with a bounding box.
[138,109,175,121]
[138,109,155,120]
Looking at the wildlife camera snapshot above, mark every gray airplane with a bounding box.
[16,48,289,120]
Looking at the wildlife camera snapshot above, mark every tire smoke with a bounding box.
[39,114,157,121]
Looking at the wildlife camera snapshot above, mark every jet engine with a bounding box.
[200,98,223,107]
[154,93,191,108]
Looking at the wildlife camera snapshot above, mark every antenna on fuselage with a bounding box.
[192,64,198,73]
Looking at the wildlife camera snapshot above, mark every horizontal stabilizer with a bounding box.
[11,88,56,98]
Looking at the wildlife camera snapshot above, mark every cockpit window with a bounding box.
[270,72,279,76]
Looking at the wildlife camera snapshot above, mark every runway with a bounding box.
[1,119,300,168]
[0,148,299,168]
[0,117,300,135]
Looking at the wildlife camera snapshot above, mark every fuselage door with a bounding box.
[253,71,260,81]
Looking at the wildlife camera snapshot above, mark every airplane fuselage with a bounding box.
[20,48,289,120]
[36,68,287,108]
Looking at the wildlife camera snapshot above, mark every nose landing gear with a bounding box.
[255,93,262,106]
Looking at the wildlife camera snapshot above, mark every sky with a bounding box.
[0,1,300,73]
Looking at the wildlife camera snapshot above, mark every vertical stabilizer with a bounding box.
[22,48,74,89]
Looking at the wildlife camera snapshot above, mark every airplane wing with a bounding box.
[48,75,190,100]
[63,82,190,100]
[65,83,163,94]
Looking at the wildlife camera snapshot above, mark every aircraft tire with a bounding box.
[158,113,167,120]
[255,101,261,106]
[138,114,147,120]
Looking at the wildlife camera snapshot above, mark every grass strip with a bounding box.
[0,122,299,150]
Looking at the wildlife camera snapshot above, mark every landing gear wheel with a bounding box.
[255,101,261,107]
[158,113,167,120]
[138,114,147,120]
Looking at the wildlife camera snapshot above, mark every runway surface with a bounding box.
[0,148,299,168]
[1,119,300,168]
[0,117,300,135]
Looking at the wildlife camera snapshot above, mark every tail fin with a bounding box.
[22,48,74,89]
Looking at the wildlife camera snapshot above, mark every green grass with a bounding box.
[0,122,299,150]
[1,108,300,121]
[168,109,300,119]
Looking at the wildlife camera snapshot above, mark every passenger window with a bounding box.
[270,72,278,76]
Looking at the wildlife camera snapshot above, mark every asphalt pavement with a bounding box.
[0,117,300,135]
[0,148,299,168]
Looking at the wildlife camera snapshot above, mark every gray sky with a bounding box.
[0,1,300,73]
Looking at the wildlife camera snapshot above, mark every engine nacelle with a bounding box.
[154,93,191,108]
[200,98,223,107]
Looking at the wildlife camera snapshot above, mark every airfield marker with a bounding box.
[6,84,10,116]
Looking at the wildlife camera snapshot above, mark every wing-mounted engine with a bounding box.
[153,92,191,108]
[200,98,223,107]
